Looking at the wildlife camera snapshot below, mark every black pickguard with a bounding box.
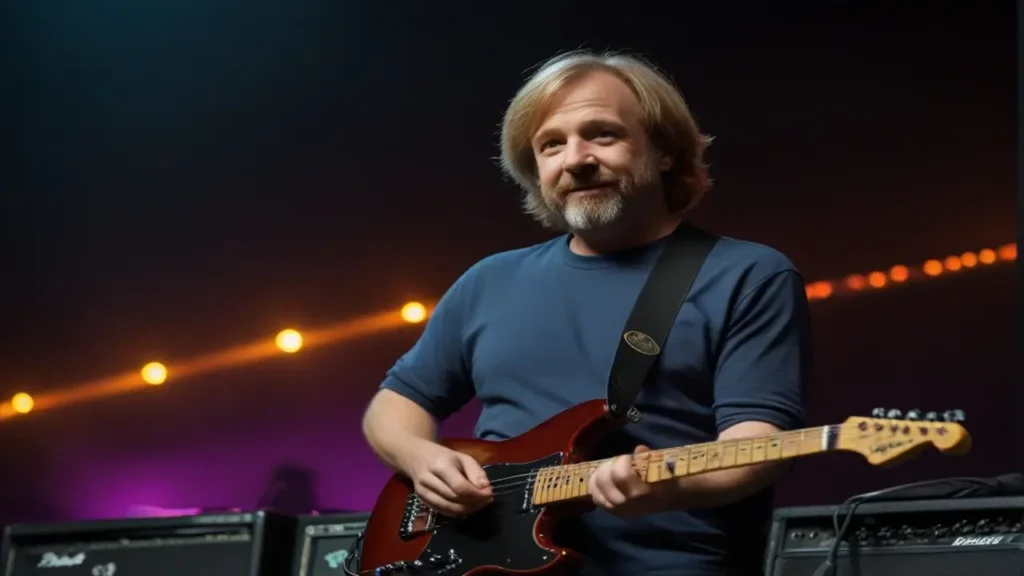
[371,453,564,575]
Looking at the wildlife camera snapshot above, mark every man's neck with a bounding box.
[568,214,684,257]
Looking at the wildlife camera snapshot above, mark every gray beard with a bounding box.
[556,191,624,232]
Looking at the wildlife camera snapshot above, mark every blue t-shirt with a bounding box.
[380,230,811,575]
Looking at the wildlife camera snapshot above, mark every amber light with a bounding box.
[889,265,909,282]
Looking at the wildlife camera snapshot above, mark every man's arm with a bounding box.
[363,389,442,476]
[663,267,811,510]
[361,270,478,477]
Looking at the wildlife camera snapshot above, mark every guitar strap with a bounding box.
[606,221,719,423]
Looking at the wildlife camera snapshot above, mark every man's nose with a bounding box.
[563,140,598,175]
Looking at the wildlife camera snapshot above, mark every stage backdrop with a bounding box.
[0,265,1015,526]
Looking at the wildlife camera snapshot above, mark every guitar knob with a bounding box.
[905,409,922,421]
[871,407,887,418]
[924,411,939,421]
[886,409,903,419]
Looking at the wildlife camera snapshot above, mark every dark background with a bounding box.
[0,2,1016,525]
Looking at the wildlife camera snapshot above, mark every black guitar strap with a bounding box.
[606,222,719,422]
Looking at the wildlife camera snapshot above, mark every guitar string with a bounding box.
[476,424,842,491]
[412,422,945,505]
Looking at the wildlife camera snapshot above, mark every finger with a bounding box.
[631,445,652,481]
[432,464,482,499]
[591,489,613,511]
[593,462,628,506]
[588,466,613,509]
[415,486,472,516]
[611,455,650,500]
[610,454,638,485]
[454,453,492,491]
[419,472,460,501]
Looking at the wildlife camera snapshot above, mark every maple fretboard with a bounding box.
[532,425,836,506]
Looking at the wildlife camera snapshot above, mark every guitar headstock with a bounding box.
[837,408,972,466]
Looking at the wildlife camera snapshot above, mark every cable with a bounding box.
[343,530,364,576]
[811,476,999,576]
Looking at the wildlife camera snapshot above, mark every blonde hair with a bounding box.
[499,50,714,228]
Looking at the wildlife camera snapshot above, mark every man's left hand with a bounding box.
[588,444,667,518]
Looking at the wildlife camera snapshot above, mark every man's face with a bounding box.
[531,71,670,233]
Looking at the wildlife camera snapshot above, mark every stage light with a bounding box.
[276,329,303,353]
[844,274,866,291]
[805,281,832,301]
[978,249,996,264]
[923,259,943,276]
[943,255,962,272]
[889,265,909,282]
[960,252,978,268]
[867,271,887,288]
[402,302,427,323]
[11,393,33,414]
[998,243,1016,261]
[141,362,167,385]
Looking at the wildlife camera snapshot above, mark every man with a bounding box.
[362,50,811,575]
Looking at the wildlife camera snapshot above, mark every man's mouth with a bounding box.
[567,184,615,195]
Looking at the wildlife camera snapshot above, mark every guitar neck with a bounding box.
[532,425,837,506]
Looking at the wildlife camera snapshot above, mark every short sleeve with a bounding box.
[379,272,477,421]
[713,269,811,433]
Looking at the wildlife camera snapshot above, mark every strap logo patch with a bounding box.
[623,331,661,356]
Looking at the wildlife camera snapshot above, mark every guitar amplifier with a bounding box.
[290,512,368,576]
[765,496,1024,576]
[1,510,295,576]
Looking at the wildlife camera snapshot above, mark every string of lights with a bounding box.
[0,242,1015,422]
[805,242,1015,302]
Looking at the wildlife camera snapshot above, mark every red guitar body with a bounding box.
[359,399,617,576]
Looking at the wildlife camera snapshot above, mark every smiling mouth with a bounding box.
[568,184,615,195]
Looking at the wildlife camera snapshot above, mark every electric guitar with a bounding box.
[358,402,970,575]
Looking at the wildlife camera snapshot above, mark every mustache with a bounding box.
[557,179,620,195]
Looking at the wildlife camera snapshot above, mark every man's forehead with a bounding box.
[533,71,642,134]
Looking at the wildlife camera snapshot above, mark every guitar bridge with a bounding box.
[399,493,437,539]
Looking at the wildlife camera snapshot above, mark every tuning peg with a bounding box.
[871,407,887,418]
[886,409,903,419]
[943,409,966,423]
[906,409,922,421]
[924,411,939,421]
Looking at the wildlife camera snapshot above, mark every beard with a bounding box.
[538,157,662,233]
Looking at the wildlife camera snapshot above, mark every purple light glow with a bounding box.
[50,401,482,521]
[126,505,205,518]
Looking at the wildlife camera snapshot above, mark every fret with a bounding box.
[751,438,767,463]
[705,444,722,470]
[688,445,708,474]
[644,451,661,483]
[533,467,548,505]
[571,464,586,498]
[569,464,582,498]
[720,442,737,467]
[735,440,753,465]
[782,433,802,458]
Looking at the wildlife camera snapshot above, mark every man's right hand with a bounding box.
[404,441,493,517]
